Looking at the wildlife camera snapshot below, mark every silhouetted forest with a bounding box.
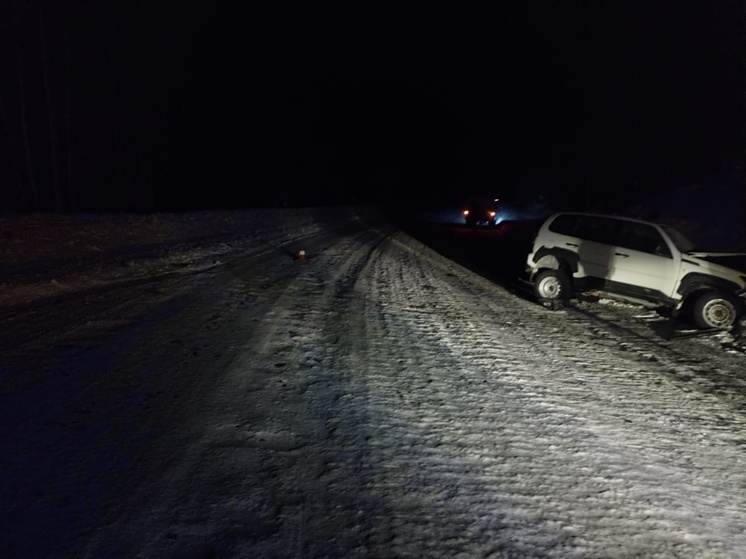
[1,2,743,212]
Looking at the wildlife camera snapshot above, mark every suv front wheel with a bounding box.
[693,291,739,329]
[533,269,571,302]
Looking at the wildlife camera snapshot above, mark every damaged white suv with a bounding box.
[526,212,746,329]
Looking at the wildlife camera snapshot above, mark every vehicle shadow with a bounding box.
[394,216,545,301]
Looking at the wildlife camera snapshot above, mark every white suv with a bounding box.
[526,212,746,329]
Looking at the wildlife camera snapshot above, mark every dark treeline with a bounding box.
[2,1,196,211]
[1,2,743,213]
[0,2,461,212]
[0,2,323,211]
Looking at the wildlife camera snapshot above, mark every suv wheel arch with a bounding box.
[678,273,742,300]
[531,247,579,275]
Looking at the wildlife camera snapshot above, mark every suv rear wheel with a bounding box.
[534,269,571,301]
[693,291,739,329]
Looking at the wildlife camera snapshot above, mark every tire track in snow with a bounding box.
[65,218,382,558]
[564,299,746,413]
[71,221,746,558]
[80,223,397,558]
[350,232,746,557]
[224,222,400,558]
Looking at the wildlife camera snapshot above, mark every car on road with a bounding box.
[525,212,746,329]
[462,197,500,228]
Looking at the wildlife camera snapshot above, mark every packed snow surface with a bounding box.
[1,206,746,558]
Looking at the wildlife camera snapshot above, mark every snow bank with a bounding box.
[0,206,358,307]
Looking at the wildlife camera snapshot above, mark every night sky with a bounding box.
[1,1,743,212]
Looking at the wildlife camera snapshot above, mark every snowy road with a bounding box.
[2,209,746,558]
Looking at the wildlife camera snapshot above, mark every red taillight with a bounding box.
[463,210,469,216]
[489,211,496,217]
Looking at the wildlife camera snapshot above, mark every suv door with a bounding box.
[573,216,618,285]
[606,220,680,300]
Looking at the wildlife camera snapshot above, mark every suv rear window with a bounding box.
[548,214,619,245]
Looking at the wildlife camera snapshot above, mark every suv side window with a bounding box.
[618,222,672,257]
[576,216,618,245]
[548,214,580,236]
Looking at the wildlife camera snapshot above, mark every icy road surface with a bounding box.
[2,207,746,558]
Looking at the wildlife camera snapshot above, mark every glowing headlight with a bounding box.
[488,211,496,217]
[463,210,469,216]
